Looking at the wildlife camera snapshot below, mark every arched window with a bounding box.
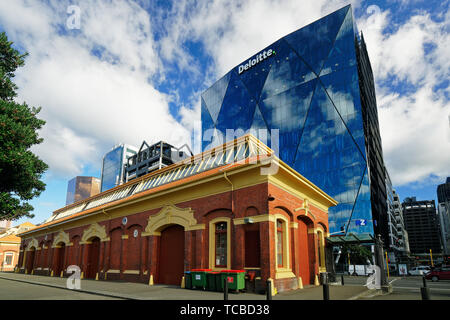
[215,222,227,268]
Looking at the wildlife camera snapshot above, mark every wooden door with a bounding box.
[87,238,100,279]
[157,225,185,285]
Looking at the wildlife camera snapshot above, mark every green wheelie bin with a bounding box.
[206,272,219,291]
[190,269,211,290]
[220,270,246,292]
[184,271,192,289]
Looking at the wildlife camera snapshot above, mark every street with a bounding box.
[1,272,450,300]
[341,275,450,300]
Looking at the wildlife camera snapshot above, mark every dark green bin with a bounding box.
[184,271,192,289]
[206,272,219,291]
[190,269,211,290]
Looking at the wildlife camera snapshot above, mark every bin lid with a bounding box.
[191,269,212,272]
[220,269,246,273]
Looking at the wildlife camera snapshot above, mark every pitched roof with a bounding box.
[19,134,337,237]
[0,234,21,243]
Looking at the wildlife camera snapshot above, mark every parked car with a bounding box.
[408,266,431,276]
[425,267,450,281]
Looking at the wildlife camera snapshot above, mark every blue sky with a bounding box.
[0,0,448,226]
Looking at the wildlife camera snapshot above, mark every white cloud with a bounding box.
[0,0,191,178]
[160,0,361,78]
[357,6,450,186]
[1,0,448,190]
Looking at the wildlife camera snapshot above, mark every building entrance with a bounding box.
[157,225,185,285]
[86,237,100,279]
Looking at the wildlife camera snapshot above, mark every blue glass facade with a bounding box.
[201,5,377,237]
[101,144,138,192]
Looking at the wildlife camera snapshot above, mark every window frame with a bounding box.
[209,217,231,271]
[3,252,14,266]
[214,222,228,268]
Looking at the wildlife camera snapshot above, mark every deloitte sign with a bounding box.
[238,49,275,75]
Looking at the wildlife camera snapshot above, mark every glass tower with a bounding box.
[101,144,138,192]
[66,176,101,205]
[201,5,389,241]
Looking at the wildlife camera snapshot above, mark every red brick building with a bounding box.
[18,135,337,292]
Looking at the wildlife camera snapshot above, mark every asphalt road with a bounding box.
[341,275,450,300]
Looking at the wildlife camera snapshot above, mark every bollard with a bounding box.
[224,277,228,300]
[422,276,427,288]
[421,287,430,300]
[323,283,330,300]
[341,274,344,286]
[266,280,272,300]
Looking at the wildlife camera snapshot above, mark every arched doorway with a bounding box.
[86,237,100,279]
[54,243,66,276]
[26,248,36,274]
[297,216,315,285]
[157,225,185,285]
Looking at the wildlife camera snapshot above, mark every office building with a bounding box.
[437,177,450,256]
[201,5,389,243]
[437,177,450,204]
[124,141,191,183]
[66,176,101,205]
[101,144,138,192]
[402,198,442,255]
[385,173,409,261]
[17,135,337,291]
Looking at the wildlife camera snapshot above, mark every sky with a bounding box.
[0,0,448,226]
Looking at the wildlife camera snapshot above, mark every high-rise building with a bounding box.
[393,190,410,256]
[201,5,389,243]
[438,203,450,256]
[101,144,138,192]
[437,177,450,256]
[66,176,101,205]
[437,177,450,204]
[402,198,442,255]
[385,172,409,260]
[124,141,191,183]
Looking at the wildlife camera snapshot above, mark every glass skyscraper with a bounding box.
[201,5,389,242]
[101,144,138,192]
[66,176,101,205]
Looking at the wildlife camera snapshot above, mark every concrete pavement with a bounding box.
[0,272,369,300]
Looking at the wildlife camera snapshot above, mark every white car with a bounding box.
[408,266,431,276]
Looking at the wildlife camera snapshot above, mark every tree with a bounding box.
[0,31,48,220]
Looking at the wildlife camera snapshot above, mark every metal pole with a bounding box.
[385,251,390,279]
[224,277,228,300]
[421,287,430,300]
[266,280,272,300]
[430,249,434,267]
[341,274,344,285]
[422,276,427,288]
[323,283,330,300]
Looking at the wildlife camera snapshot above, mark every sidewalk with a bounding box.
[0,272,369,300]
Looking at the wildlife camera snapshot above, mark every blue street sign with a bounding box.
[355,219,367,226]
